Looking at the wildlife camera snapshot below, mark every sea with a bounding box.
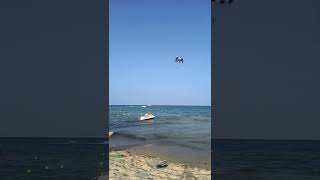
[110,105,320,179]
[0,138,107,180]
[2,107,320,180]
[213,139,320,180]
[109,105,211,167]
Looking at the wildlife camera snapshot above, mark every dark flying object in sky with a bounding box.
[175,57,184,63]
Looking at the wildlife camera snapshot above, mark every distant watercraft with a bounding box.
[109,131,113,137]
[140,113,155,121]
[141,105,147,107]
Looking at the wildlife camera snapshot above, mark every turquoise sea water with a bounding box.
[109,105,211,150]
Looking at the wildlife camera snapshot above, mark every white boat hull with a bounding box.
[140,115,155,121]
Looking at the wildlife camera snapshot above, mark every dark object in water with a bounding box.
[157,161,168,168]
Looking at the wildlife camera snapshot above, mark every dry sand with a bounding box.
[109,150,211,180]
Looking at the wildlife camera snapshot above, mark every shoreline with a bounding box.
[109,135,211,170]
[109,146,211,180]
[126,144,211,170]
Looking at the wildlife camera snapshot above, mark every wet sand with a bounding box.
[126,144,211,170]
[109,148,211,180]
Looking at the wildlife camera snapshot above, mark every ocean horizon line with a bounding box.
[109,104,211,107]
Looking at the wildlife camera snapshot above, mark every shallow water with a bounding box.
[109,105,211,163]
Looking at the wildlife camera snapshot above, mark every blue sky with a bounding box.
[109,0,211,106]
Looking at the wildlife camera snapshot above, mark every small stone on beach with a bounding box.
[156,161,168,169]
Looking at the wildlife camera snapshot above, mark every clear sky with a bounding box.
[109,0,211,106]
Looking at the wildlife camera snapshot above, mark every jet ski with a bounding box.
[140,113,155,121]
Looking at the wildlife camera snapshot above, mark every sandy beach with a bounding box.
[108,106,211,179]
[109,150,211,180]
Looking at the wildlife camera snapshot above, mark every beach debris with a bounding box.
[156,161,168,169]
[110,153,126,159]
[175,57,184,63]
[109,131,114,137]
